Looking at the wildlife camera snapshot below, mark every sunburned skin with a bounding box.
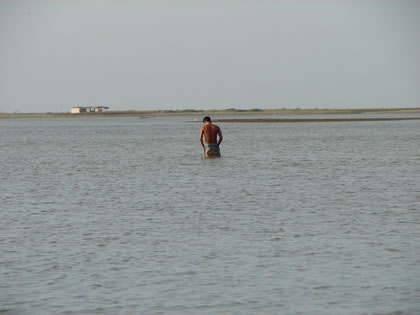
[200,121,223,149]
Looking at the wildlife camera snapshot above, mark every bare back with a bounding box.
[201,124,220,144]
[200,122,223,148]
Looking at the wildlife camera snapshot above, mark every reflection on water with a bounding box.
[1,116,420,314]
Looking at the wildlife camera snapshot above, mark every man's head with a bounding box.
[203,116,211,123]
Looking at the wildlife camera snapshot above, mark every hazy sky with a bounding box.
[1,0,419,113]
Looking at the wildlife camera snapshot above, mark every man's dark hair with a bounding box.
[203,116,211,122]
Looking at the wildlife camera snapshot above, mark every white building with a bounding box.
[71,106,109,114]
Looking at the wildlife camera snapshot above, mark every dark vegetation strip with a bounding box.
[1,108,420,119]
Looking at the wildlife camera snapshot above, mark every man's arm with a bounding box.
[199,127,205,149]
[217,128,223,145]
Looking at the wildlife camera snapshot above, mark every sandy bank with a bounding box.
[215,117,420,123]
[1,108,420,119]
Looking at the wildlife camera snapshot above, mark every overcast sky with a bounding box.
[1,0,419,113]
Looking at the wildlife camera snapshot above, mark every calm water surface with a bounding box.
[1,116,419,314]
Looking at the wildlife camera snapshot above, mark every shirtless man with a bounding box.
[199,116,223,158]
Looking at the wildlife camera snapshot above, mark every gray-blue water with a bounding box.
[1,116,420,314]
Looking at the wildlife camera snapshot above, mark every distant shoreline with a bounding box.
[1,108,420,119]
[215,117,420,123]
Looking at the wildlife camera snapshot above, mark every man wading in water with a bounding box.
[200,116,223,158]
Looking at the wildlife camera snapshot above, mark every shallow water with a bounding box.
[1,116,420,314]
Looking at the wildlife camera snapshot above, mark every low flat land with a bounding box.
[215,117,420,123]
[1,108,420,119]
